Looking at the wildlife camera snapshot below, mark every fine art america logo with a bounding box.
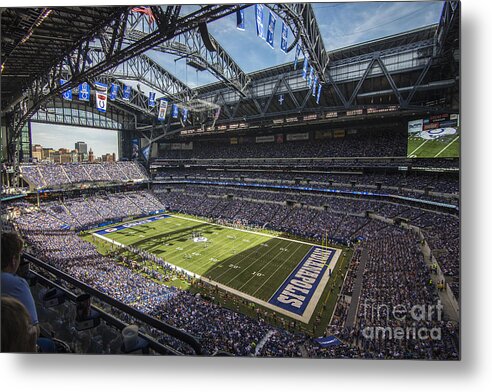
[360,299,443,341]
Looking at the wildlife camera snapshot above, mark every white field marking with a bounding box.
[250,243,311,296]
[239,241,306,292]
[408,139,429,156]
[168,214,326,247]
[434,135,460,157]
[92,232,342,324]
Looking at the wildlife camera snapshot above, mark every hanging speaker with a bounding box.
[198,22,217,52]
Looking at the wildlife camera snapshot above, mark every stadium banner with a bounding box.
[109,83,119,101]
[314,336,341,348]
[78,82,90,102]
[236,9,245,30]
[141,144,151,161]
[308,66,314,88]
[60,79,72,101]
[123,85,131,101]
[302,56,309,79]
[172,104,179,119]
[312,74,318,96]
[316,83,322,104]
[255,4,265,39]
[286,132,309,141]
[268,246,337,316]
[94,82,108,113]
[280,22,288,53]
[94,214,170,236]
[131,138,139,159]
[148,91,156,107]
[334,129,346,138]
[266,11,276,49]
[158,99,168,121]
[255,135,275,143]
[182,107,188,122]
[294,44,302,70]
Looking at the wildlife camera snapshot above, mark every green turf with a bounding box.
[407,134,460,158]
[96,215,317,302]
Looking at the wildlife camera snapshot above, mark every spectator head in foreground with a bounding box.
[1,296,37,352]
[1,231,24,273]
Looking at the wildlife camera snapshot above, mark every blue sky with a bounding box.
[32,1,444,157]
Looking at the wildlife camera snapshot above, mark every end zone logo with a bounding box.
[104,228,117,233]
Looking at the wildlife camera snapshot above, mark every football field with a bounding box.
[407,134,460,158]
[89,214,343,323]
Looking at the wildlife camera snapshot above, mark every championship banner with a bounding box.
[255,4,265,39]
[172,104,179,119]
[158,99,168,121]
[109,83,119,101]
[94,82,108,113]
[60,79,72,101]
[294,44,301,70]
[236,9,245,30]
[149,91,156,107]
[78,82,90,102]
[316,83,322,104]
[302,56,309,80]
[123,85,131,101]
[266,11,276,49]
[308,66,314,87]
[280,22,288,53]
[312,74,318,96]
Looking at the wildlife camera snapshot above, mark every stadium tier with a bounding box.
[1,2,459,359]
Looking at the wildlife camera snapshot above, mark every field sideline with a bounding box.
[87,213,346,324]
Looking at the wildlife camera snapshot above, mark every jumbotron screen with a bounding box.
[407,113,460,158]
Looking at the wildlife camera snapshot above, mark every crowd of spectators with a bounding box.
[20,161,148,189]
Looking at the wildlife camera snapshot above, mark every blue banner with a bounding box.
[142,145,151,161]
[109,83,119,101]
[60,79,72,101]
[316,83,322,104]
[312,74,318,96]
[280,22,288,53]
[255,4,265,39]
[131,138,139,159]
[158,99,168,121]
[266,11,276,49]
[308,66,314,87]
[148,92,156,107]
[172,104,179,119]
[182,107,188,122]
[78,82,90,102]
[314,336,341,348]
[294,44,301,70]
[302,56,309,80]
[236,9,245,30]
[123,85,131,101]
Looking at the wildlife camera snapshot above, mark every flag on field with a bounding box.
[302,56,309,79]
[123,85,131,101]
[266,11,276,49]
[78,82,90,102]
[131,6,155,24]
[280,22,288,53]
[148,91,156,107]
[236,9,245,30]
[60,79,72,101]
[312,74,318,96]
[316,83,322,104]
[172,104,179,119]
[255,4,265,39]
[158,99,168,121]
[109,83,119,101]
[94,82,108,113]
[294,44,301,70]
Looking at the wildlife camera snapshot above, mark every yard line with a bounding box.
[434,135,460,157]
[408,139,428,156]
[240,242,307,294]
[251,244,313,297]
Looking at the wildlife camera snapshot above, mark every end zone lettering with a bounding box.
[268,247,336,316]
[94,214,170,235]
